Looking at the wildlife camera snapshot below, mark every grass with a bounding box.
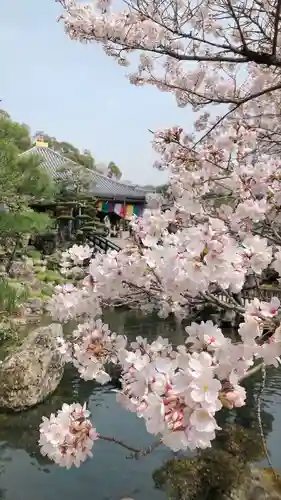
[0,279,29,314]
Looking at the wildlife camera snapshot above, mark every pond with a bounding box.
[0,309,281,500]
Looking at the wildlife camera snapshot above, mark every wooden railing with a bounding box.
[90,233,121,254]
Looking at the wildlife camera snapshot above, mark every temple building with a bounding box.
[21,140,148,227]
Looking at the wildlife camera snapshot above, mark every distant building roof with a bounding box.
[20,146,147,201]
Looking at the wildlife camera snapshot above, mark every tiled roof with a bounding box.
[20,146,146,201]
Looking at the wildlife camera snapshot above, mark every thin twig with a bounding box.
[128,439,162,459]
[98,435,161,459]
[256,364,278,479]
[98,435,140,453]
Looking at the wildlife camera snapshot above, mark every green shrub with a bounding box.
[25,247,42,260]
[36,270,67,285]
[40,284,55,296]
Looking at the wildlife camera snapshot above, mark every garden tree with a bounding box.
[0,139,55,271]
[0,139,56,206]
[17,151,58,202]
[0,112,31,152]
[55,163,106,242]
[75,194,108,240]
[36,0,281,472]
[34,131,96,170]
[0,211,51,272]
[0,109,11,120]
[107,161,122,180]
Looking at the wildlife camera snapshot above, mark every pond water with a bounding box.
[0,309,281,500]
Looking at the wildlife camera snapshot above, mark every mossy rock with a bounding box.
[214,423,263,462]
[153,449,248,500]
[0,322,23,360]
[33,259,44,266]
[45,252,62,271]
[26,249,42,260]
[40,284,54,297]
[34,266,46,273]
[153,424,265,500]
[228,467,281,500]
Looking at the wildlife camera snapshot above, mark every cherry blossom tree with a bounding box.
[38,0,281,469]
[57,0,281,149]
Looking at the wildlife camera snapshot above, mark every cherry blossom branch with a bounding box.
[131,439,162,459]
[239,362,264,382]
[98,435,161,459]
[200,291,245,314]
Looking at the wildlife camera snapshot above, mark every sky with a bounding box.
[0,0,194,185]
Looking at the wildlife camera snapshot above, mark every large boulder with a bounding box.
[0,323,64,411]
[228,467,281,500]
[153,424,281,500]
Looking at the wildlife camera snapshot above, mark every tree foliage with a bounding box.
[0,112,31,153]
[55,163,107,242]
[0,116,55,270]
[107,161,122,180]
[0,211,51,236]
[0,140,56,205]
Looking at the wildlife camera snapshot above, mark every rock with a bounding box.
[153,424,272,500]
[227,467,281,500]
[154,457,281,500]
[0,323,64,411]
[9,260,34,281]
[27,297,43,312]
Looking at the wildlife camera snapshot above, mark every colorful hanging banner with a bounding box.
[97,200,144,218]
[114,203,122,215]
[126,204,134,218]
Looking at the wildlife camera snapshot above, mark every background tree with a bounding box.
[0,112,31,152]
[0,126,55,270]
[107,161,122,180]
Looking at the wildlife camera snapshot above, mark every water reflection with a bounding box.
[0,309,280,500]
